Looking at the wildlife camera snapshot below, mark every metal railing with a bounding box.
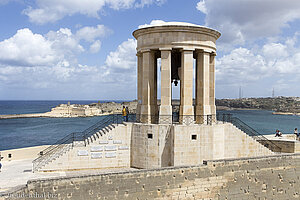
[33,115,117,172]
[33,112,281,171]
[136,114,217,125]
[216,113,282,152]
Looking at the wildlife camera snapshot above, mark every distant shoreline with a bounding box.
[1,98,300,119]
[0,112,114,119]
[272,112,300,116]
[0,101,135,119]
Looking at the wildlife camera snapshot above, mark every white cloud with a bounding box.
[198,0,300,47]
[196,0,300,97]
[216,48,267,84]
[135,0,166,8]
[24,0,167,24]
[105,38,137,70]
[0,28,57,67]
[0,33,138,99]
[196,0,207,14]
[138,19,166,28]
[216,32,300,89]
[0,24,111,69]
[46,28,84,58]
[89,40,102,53]
[262,43,288,60]
[108,0,135,10]
[76,25,112,42]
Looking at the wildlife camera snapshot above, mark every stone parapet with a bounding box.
[3,153,300,200]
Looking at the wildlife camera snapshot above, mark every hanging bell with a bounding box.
[174,80,178,86]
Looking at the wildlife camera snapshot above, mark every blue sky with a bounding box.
[0,0,300,100]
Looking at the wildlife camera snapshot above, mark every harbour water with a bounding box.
[0,100,121,151]
[0,101,300,151]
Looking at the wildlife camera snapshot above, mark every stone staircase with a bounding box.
[84,124,116,145]
[37,124,124,172]
[217,113,282,153]
[228,123,274,157]
[33,114,123,172]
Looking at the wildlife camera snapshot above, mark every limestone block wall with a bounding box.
[259,139,300,153]
[38,122,274,172]
[173,123,273,167]
[48,106,70,116]
[41,124,132,171]
[223,123,273,158]
[4,154,300,200]
[131,123,173,169]
[84,107,101,116]
[70,107,85,116]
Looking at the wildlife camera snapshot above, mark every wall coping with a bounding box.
[27,153,300,184]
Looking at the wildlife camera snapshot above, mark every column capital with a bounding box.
[211,52,217,56]
[195,49,211,54]
[140,49,152,53]
[180,47,195,52]
[136,52,142,56]
[159,47,172,51]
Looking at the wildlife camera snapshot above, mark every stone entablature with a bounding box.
[133,22,221,124]
[133,24,220,53]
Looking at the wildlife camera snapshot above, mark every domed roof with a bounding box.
[138,21,205,29]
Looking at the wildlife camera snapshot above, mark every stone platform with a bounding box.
[35,121,274,172]
[261,134,300,153]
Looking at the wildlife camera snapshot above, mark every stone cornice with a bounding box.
[133,25,221,40]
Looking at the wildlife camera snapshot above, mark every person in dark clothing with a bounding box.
[125,107,129,122]
[275,129,282,137]
[0,155,3,172]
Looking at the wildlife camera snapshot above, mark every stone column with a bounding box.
[209,52,216,122]
[140,50,155,123]
[152,53,158,123]
[179,49,194,125]
[195,50,211,124]
[136,52,143,122]
[159,48,172,124]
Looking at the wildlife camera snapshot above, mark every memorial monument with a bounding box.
[133,22,220,125]
[5,22,298,200]
[31,22,275,173]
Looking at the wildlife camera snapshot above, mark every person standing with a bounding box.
[294,128,298,137]
[125,107,129,122]
[0,155,3,172]
[122,106,127,122]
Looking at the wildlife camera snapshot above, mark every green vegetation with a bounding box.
[216,97,300,113]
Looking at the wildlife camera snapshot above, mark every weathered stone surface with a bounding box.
[3,154,300,200]
[133,22,220,124]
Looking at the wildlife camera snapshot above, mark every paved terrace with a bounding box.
[0,158,137,194]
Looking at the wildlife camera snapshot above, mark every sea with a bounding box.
[0,101,300,151]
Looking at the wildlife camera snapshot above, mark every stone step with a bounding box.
[231,125,273,154]
[104,126,110,132]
